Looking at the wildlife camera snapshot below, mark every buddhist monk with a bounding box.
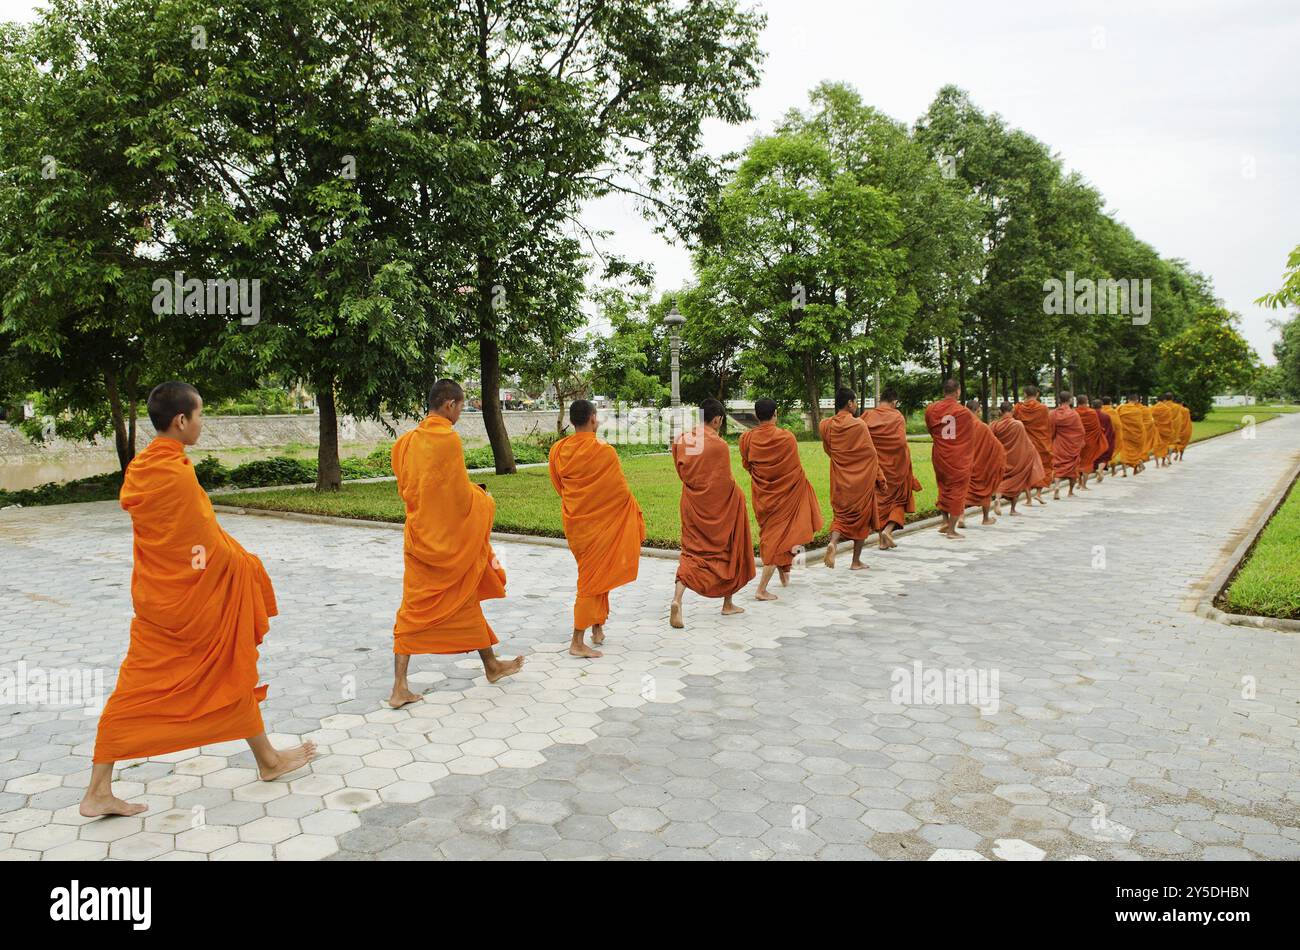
[962,398,1007,526]
[1151,393,1178,467]
[991,402,1043,515]
[1173,398,1193,460]
[82,382,316,820]
[549,399,646,658]
[925,379,974,539]
[864,388,922,550]
[671,398,756,628]
[1013,385,1054,505]
[389,379,524,707]
[739,398,823,599]
[1116,394,1148,474]
[1092,398,1116,478]
[1140,398,1158,465]
[1100,397,1127,477]
[1075,394,1104,489]
[820,387,885,568]
[1050,390,1085,499]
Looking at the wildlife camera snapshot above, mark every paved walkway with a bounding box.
[2,415,1299,861]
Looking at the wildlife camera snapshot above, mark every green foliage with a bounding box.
[1158,307,1258,419]
[1256,244,1300,311]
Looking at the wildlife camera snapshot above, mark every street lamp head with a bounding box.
[663,297,686,328]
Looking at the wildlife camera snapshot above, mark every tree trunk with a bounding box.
[475,256,516,474]
[316,381,342,491]
[803,349,821,428]
[104,369,136,472]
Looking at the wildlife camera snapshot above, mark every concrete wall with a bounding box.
[0,411,565,490]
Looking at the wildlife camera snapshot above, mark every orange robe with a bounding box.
[1076,405,1104,476]
[1013,399,1054,488]
[1095,408,1116,466]
[739,421,823,568]
[1115,402,1148,465]
[865,405,922,529]
[549,431,646,630]
[1175,404,1193,450]
[1050,405,1085,478]
[1140,405,1157,458]
[1101,405,1123,464]
[965,409,1007,506]
[94,437,275,763]
[673,425,756,597]
[1149,400,1180,460]
[1151,400,1176,457]
[819,409,884,540]
[924,396,974,517]
[392,414,505,655]
[990,415,1043,499]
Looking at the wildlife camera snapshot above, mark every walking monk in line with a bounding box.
[1050,391,1085,499]
[82,382,315,819]
[549,400,646,658]
[925,379,974,539]
[865,388,922,550]
[1140,397,1158,466]
[389,379,524,707]
[820,387,885,569]
[1075,395,1104,489]
[1116,394,1148,474]
[991,402,1043,515]
[1100,398,1126,477]
[670,398,756,628]
[1013,385,1054,505]
[1092,398,1116,478]
[739,398,823,600]
[1172,398,1193,460]
[962,399,1007,527]
[1151,393,1178,467]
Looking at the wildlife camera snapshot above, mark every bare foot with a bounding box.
[756,590,778,601]
[823,546,836,569]
[79,794,149,819]
[670,602,684,629]
[721,603,745,616]
[778,569,790,587]
[591,625,605,645]
[942,529,965,540]
[982,516,995,525]
[258,741,318,781]
[388,687,423,709]
[485,656,525,683]
[850,561,868,571]
[569,643,603,658]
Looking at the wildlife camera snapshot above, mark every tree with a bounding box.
[1257,244,1300,310]
[441,0,764,473]
[181,0,459,490]
[586,288,669,406]
[1158,307,1257,419]
[1270,312,1300,401]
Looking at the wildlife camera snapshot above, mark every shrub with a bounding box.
[228,456,317,488]
[194,456,230,489]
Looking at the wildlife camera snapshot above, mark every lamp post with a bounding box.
[664,298,685,408]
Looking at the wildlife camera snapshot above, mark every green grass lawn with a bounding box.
[1222,474,1300,620]
[209,406,1297,550]
[215,441,941,551]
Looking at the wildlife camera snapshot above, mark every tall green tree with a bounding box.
[1159,307,1257,419]
[440,0,764,473]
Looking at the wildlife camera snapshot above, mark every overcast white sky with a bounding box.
[5,0,1295,361]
